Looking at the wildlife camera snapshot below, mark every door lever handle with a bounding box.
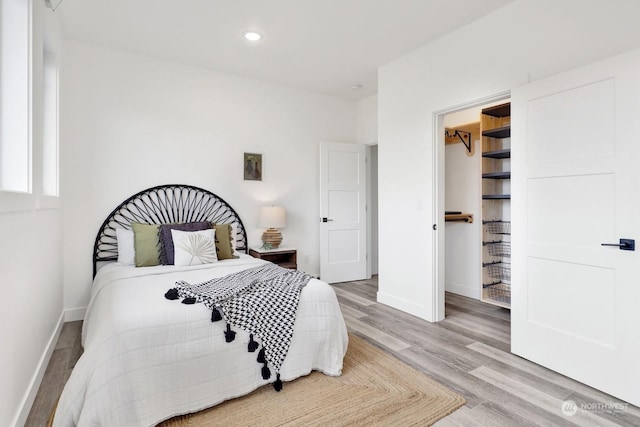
[601,238,635,251]
[321,217,334,223]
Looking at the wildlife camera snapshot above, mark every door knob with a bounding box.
[601,238,635,251]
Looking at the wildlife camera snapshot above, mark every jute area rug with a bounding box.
[159,334,465,426]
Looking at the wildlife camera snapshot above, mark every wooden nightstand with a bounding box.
[249,247,297,269]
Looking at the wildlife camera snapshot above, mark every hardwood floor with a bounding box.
[334,278,640,427]
[27,276,640,426]
[25,320,82,427]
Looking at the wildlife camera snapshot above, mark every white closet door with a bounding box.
[511,49,640,406]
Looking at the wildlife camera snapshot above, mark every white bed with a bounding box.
[52,185,348,426]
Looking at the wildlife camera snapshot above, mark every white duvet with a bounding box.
[53,255,348,426]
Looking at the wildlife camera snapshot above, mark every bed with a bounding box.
[52,185,348,426]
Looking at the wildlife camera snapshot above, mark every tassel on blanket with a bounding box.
[274,374,283,392]
[164,288,179,300]
[211,307,222,322]
[257,347,266,364]
[224,324,236,342]
[248,334,259,352]
[261,363,271,380]
[182,297,196,304]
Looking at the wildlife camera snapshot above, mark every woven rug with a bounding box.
[158,334,465,426]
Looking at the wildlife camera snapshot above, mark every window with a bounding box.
[42,51,58,196]
[0,0,31,193]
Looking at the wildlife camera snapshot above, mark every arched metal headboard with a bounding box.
[93,184,248,276]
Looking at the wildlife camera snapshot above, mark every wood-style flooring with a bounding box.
[27,276,640,426]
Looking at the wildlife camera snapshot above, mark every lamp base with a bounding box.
[262,228,282,249]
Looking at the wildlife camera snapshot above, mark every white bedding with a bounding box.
[53,255,348,426]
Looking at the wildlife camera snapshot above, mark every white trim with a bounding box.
[365,144,372,279]
[431,111,444,321]
[11,311,63,427]
[445,281,480,299]
[64,307,87,322]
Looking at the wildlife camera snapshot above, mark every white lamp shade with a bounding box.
[259,206,286,228]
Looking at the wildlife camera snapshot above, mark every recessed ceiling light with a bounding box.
[244,31,262,42]
[351,84,363,91]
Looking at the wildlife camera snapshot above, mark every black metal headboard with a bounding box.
[93,184,248,276]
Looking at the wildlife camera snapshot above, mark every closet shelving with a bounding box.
[482,149,510,159]
[481,102,511,308]
[482,126,511,139]
[482,171,511,179]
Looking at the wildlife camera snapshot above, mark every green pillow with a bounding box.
[132,222,161,267]
[213,223,235,260]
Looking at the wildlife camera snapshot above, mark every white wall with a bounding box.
[0,3,64,426]
[377,0,640,321]
[357,94,378,145]
[444,108,481,299]
[60,41,357,312]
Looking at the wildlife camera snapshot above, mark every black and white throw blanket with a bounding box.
[164,264,313,391]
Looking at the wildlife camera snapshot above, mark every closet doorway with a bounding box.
[433,92,510,320]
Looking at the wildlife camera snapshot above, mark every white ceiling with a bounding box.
[56,0,515,101]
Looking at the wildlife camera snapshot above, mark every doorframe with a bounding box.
[366,144,378,277]
[432,90,511,321]
[366,144,372,278]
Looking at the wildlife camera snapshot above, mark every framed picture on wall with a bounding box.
[244,153,262,181]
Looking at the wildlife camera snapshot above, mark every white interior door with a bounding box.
[512,49,640,406]
[319,142,367,283]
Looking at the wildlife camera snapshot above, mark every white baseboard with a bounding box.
[445,282,480,300]
[12,312,64,427]
[64,306,87,322]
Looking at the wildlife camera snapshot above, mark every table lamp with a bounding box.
[259,206,286,249]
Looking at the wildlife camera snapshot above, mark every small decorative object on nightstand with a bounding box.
[249,247,297,269]
[259,206,286,249]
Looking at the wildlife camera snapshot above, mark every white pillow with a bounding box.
[171,228,218,266]
[116,228,135,266]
